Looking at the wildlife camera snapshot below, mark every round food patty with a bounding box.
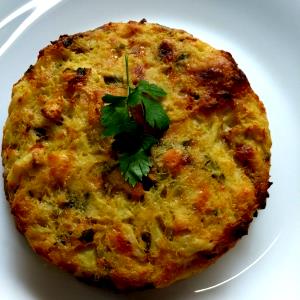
[2,20,271,290]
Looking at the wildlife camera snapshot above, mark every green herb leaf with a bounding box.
[102,94,127,104]
[101,105,136,136]
[143,97,170,130]
[137,80,167,98]
[141,135,158,151]
[100,55,169,186]
[119,149,152,186]
[127,80,167,107]
[127,81,169,129]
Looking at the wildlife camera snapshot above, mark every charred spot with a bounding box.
[38,40,70,60]
[182,139,193,147]
[128,192,144,202]
[62,36,73,47]
[60,35,87,53]
[76,67,87,76]
[3,178,10,202]
[196,96,233,114]
[245,125,267,143]
[187,91,200,101]
[160,186,168,198]
[103,75,123,85]
[220,50,240,68]
[197,68,236,104]
[16,97,23,104]
[215,90,232,101]
[179,35,197,43]
[253,210,258,217]
[114,43,126,57]
[211,209,219,216]
[230,221,250,239]
[52,35,70,45]
[234,144,255,169]
[255,181,272,209]
[232,69,248,89]
[180,87,200,101]
[25,64,34,76]
[191,93,200,100]
[257,192,268,209]
[55,119,63,126]
[158,41,174,63]
[211,173,225,181]
[66,68,90,96]
[57,232,71,245]
[117,43,126,51]
[79,229,95,243]
[199,68,224,81]
[142,176,156,191]
[141,231,151,253]
[173,227,191,236]
[176,53,189,62]
[84,192,90,199]
[28,190,34,197]
[33,127,48,139]
[59,201,72,209]
[265,153,271,162]
[188,62,249,114]
[156,216,173,240]
[139,18,147,24]
[197,250,218,260]
[25,125,31,133]
[220,51,249,88]
[72,47,87,54]
[268,181,273,188]
[38,49,45,58]
[123,217,134,225]
[60,239,66,246]
[162,66,173,76]
[3,143,19,150]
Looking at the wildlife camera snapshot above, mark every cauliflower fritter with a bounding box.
[2,20,271,290]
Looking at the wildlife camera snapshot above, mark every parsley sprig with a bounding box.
[101,56,170,186]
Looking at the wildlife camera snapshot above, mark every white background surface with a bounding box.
[0,0,299,299]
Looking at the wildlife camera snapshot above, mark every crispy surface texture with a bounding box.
[2,20,271,290]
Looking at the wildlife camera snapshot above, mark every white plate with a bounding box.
[0,0,299,299]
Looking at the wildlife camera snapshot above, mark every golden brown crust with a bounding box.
[1,20,271,290]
